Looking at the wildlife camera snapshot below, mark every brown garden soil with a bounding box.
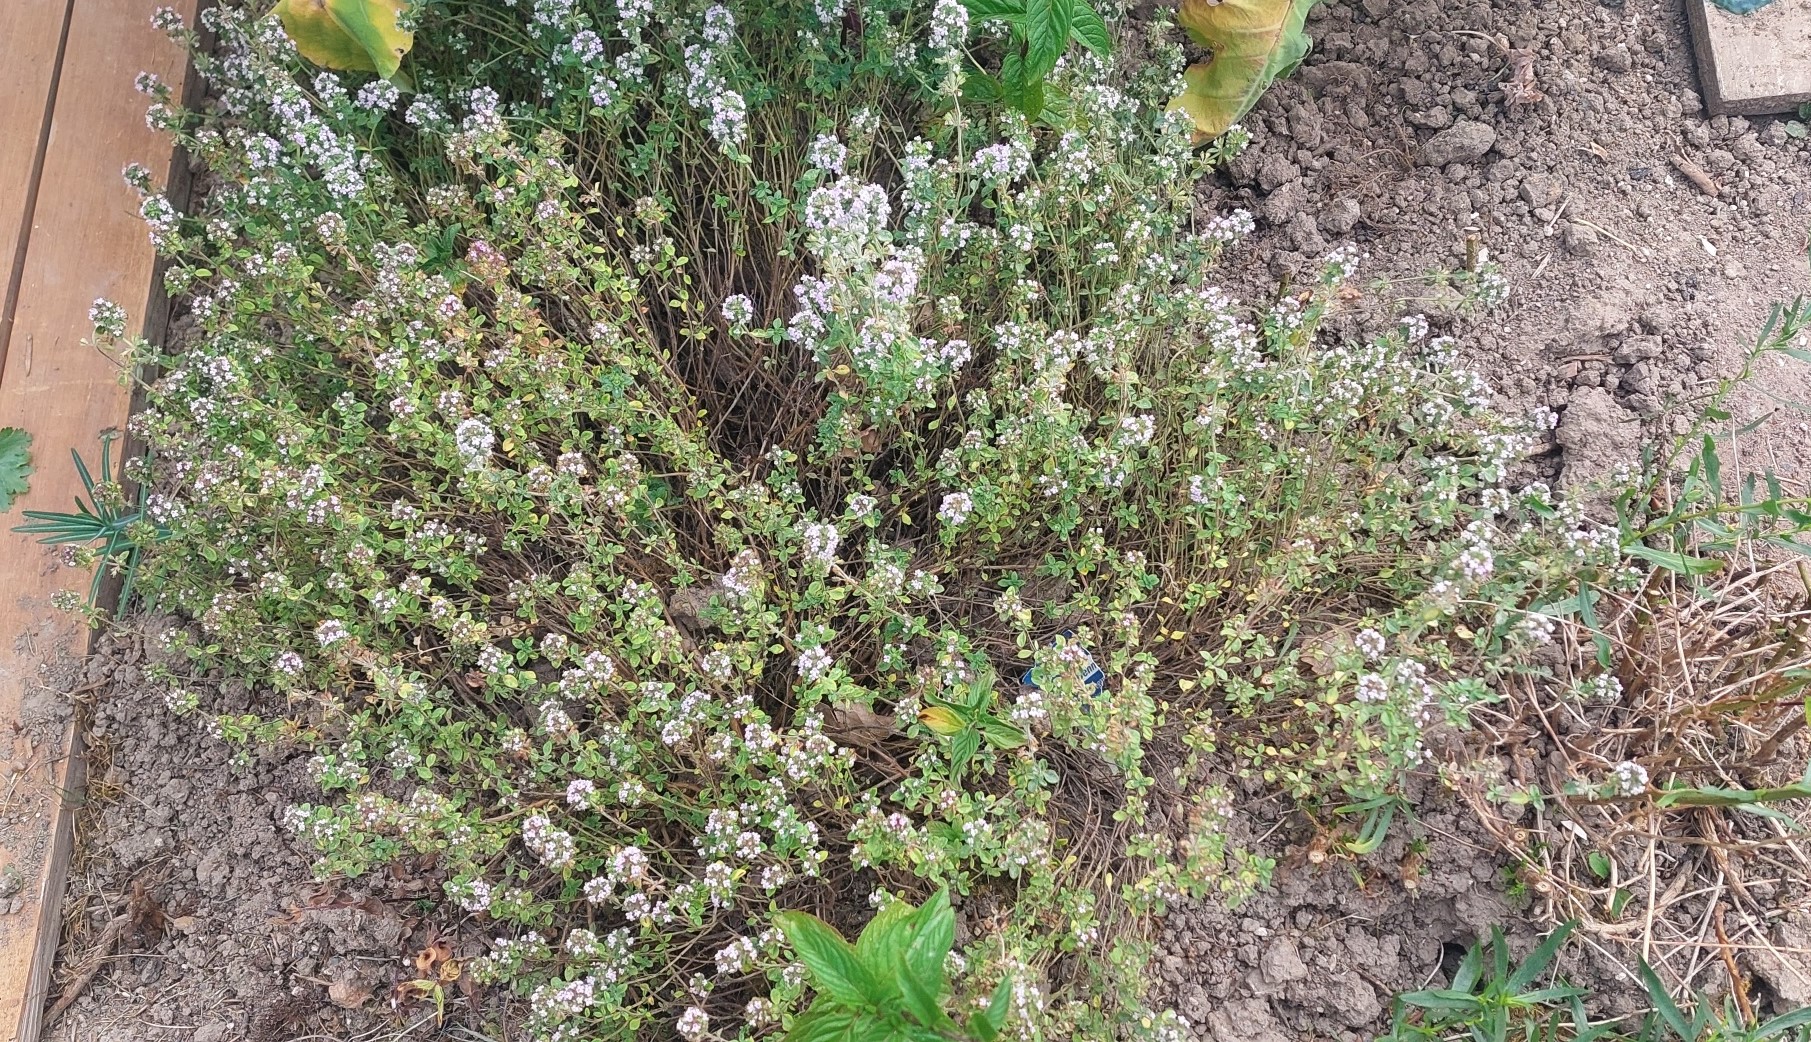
[1152,0,1811,1038]
[41,0,1811,1039]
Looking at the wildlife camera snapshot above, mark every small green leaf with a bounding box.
[897,967,956,1032]
[1507,920,1576,992]
[1624,544,1723,576]
[977,717,1027,750]
[1396,989,1484,1012]
[950,727,981,775]
[786,1005,862,1042]
[1700,435,1722,505]
[902,890,955,991]
[961,69,1006,103]
[961,0,1025,19]
[1608,887,1631,918]
[1023,0,1073,81]
[775,911,891,1008]
[854,899,916,974]
[1575,589,1613,669]
[1069,3,1110,53]
[1450,941,1484,995]
[1586,851,1610,880]
[971,975,1014,1041]
[0,428,32,512]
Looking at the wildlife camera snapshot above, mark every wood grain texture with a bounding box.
[0,0,73,365]
[0,1,198,1039]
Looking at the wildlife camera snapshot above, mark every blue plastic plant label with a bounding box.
[1710,0,1776,13]
[1020,631,1107,697]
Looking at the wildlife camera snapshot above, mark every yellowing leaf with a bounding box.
[328,0,413,79]
[275,0,376,71]
[918,705,966,736]
[273,0,413,78]
[1168,0,1317,143]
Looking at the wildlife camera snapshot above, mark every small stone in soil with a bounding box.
[1519,173,1566,207]
[1320,196,1362,235]
[1419,119,1498,167]
[1562,221,1601,256]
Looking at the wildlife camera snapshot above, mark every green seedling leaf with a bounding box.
[977,717,1028,750]
[775,911,893,1008]
[895,895,958,1035]
[1069,3,1110,53]
[1451,939,1484,995]
[855,899,917,974]
[897,969,955,1033]
[950,727,981,775]
[1396,988,1483,1012]
[902,890,955,992]
[1575,588,1613,669]
[1608,887,1631,919]
[1507,920,1577,992]
[962,70,1007,103]
[962,0,1025,20]
[1023,0,1074,80]
[1638,959,1692,1041]
[971,974,1014,1042]
[1169,0,1317,143]
[1489,926,1510,992]
[1342,801,1395,855]
[1586,851,1611,880]
[1700,435,1722,505]
[1624,544,1723,576]
[0,428,31,512]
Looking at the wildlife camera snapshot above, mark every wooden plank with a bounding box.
[0,0,73,365]
[0,0,199,1039]
[1687,0,1811,116]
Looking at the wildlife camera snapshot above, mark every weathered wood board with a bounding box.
[1687,0,1811,115]
[0,1,199,1039]
[0,2,73,357]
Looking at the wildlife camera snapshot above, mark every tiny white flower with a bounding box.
[939,491,974,526]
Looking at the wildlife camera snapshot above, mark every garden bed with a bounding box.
[32,0,1811,1040]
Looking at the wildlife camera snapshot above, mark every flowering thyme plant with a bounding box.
[109,1,1663,1039]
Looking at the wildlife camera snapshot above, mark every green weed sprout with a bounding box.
[12,432,164,611]
[775,890,1014,1042]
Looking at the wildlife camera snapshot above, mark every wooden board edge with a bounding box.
[1685,0,1733,116]
[12,723,85,1042]
[1684,0,1811,116]
[4,2,205,1036]
[1713,88,1811,115]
